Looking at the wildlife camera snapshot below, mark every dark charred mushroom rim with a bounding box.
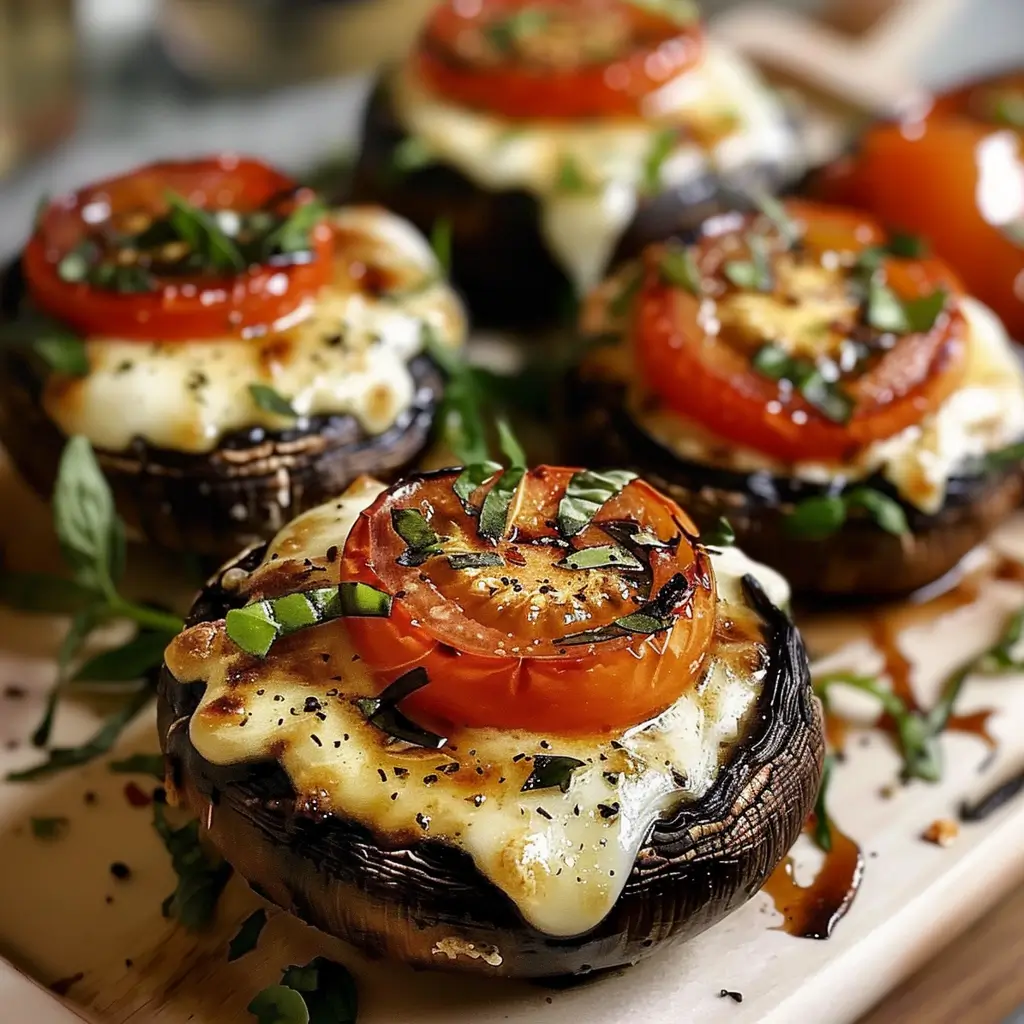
[158,477,822,978]
[0,257,445,555]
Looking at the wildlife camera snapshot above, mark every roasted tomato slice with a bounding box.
[414,0,704,120]
[813,121,1024,341]
[928,69,1024,130]
[23,156,335,341]
[341,466,716,734]
[630,199,969,464]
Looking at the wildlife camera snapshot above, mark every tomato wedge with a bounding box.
[414,0,703,120]
[23,156,335,341]
[631,199,969,464]
[341,466,716,734]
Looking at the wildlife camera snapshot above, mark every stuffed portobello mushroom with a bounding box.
[570,199,1024,597]
[350,0,801,326]
[0,156,465,555]
[158,465,822,977]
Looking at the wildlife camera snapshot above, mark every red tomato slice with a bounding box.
[631,199,969,464]
[813,119,1024,341]
[341,466,717,734]
[414,0,703,120]
[23,156,335,341]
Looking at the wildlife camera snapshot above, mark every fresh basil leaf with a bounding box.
[0,572,98,614]
[799,372,854,425]
[557,545,643,571]
[453,462,501,508]
[226,602,280,657]
[31,816,69,839]
[521,755,586,794]
[109,753,165,779]
[982,441,1024,470]
[642,128,678,194]
[750,189,800,248]
[901,289,947,333]
[356,697,447,749]
[702,517,735,548]
[446,552,504,570]
[751,343,790,380]
[478,466,526,542]
[73,629,175,683]
[724,234,772,292]
[978,606,1024,672]
[555,156,587,193]
[784,495,847,540]
[249,384,297,418]
[557,469,638,538]
[391,137,434,174]
[866,278,910,333]
[337,582,392,618]
[812,753,834,853]
[263,198,328,256]
[165,191,246,273]
[154,803,233,931]
[392,508,443,566]
[33,334,90,376]
[229,909,268,961]
[845,487,909,536]
[886,232,929,258]
[659,247,702,294]
[9,680,155,781]
[429,218,453,276]
[248,986,310,1024]
[496,417,526,468]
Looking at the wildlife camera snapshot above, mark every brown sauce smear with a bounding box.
[762,820,863,939]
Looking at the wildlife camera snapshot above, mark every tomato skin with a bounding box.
[927,70,1024,128]
[340,467,717,735]
[414,0,703,121]
[813,120,1024,341]
[23,156,335,341]
[631,199,969,464]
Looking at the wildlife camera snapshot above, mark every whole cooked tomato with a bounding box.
[24,155,335,341]
[413,0,704,120]
[625,199,968,464]
[813,120,1024,340]
[341,465,716,734]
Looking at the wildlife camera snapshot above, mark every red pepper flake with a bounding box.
[124,782,151,808]
[49,972,84,996]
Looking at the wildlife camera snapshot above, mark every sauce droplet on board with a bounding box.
[762,820,864,940]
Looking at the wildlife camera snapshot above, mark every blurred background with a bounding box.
[1,0,1024,254]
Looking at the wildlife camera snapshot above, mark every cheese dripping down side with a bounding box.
[164,478,790,939]
[391,42,797,294]
[42,207,466,455]
[589,294,1024,514]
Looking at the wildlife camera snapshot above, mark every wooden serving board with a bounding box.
[2,450,1024,1024]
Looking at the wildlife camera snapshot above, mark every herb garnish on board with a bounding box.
[248,957,358,1024]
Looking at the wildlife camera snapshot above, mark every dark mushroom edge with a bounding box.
[350,73,802,329]
[0,258,444,556]
[566,369,1024,598]
[158,544,823,978]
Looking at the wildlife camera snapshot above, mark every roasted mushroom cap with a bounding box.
[350,73,800,328]
[567,370,1024,597]
[0,206,456,556]
[158,543,822,978]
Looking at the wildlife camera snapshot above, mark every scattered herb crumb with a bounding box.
[719,989,743,1003]
[31,816,69,839]
[228,909,269,962]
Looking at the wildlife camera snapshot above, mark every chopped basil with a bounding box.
[625,0,699,25]
[0,312,90,376]
[226,602,280,657]
[338,581,393,618]
[453,461,502,508]
[496,417,526,469]
[87,263,155,294]
[724,234,773,291]
[249,957,357,1024]
[901,289,948,333]
[31,816,69,840]
[845,486,909,536]
[57,242,96,283]
[557,544,643,572]
[485,8,551,50]
[521,755,586,794]
[988,88,1024,128]
[701,517,736,548]
[446,552,504,570]
[659,246,702,294]
[228,909,268,961]
[262,198,327,257]
[109,753,165,780]
[610,266,644,316]
[785,487,908,540]
[812,753,835,853]
[478,466,526,542]
[356,667,447,749]
[886,231,929,258]
[154,802,233,930]
[642,128,679,194]
[555,155,587,193]
[429,217,453,276]
[249,384,297,418]
[165,191,246,273]
[867,280,947,334]
[749,344,853,425]
[392,508,444,566]
[391,137,435,174]
[557,469,637,538]
[750,343,791,379]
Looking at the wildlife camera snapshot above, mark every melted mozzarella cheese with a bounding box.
[391,44,797,293]
[42,207,466,454]
[628,297,1024,514]
[165,479,788,940]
